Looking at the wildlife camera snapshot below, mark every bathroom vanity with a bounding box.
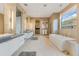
[0,31,33,56]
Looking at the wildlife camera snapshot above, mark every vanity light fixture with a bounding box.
[9,10,11,31]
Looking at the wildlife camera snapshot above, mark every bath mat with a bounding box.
[31,37,38,40]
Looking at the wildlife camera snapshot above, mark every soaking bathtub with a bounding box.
[49,34,75,51]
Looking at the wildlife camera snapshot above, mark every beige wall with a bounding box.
[3,3,27,34]
[49,13,60,34]
[0,14,4,34]
[21,13,27,32]
[4,4,16,34]
[76,4,79,40]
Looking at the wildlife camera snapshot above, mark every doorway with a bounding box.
[35,20,40,34]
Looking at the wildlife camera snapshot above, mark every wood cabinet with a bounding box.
[0,14,4,34]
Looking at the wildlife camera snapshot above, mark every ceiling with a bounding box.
[20,3,69,17]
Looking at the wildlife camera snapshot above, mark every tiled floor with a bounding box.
[13,35,65,56]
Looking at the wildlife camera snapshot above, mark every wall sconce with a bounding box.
[11,10,14,30]
[9,10,14,33]
[9,10,11,32]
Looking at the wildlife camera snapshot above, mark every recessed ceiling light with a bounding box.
[43,4,47,7]
[59,4,62,7]
[24,4,28,6]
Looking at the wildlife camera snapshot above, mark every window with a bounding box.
[53,19,58,33]
[61,6,77,29]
